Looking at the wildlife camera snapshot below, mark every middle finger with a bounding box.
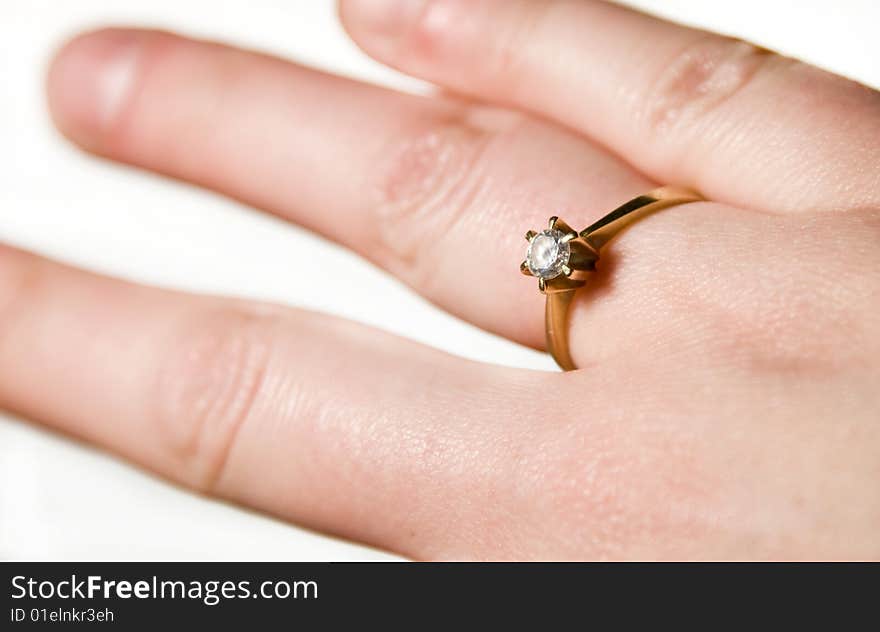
[47,28,651,349]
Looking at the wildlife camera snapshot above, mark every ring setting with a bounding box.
[520,186,704,371]
[521,217,597,292]
[525,226,571,280]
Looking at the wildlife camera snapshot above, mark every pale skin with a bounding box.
[5,0,879,559]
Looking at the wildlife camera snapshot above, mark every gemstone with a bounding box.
[526,229,570,279]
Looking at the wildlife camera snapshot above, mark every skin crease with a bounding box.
[1,0,878,559]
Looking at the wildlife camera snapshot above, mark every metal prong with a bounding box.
[520,260,532,276]
[548,216,559,229]
[553,218,575,235]
[569,240,599,271]
[538,278,546,292]
[562,265,572,276]
[525,230,537,241]
[561,231,577,242]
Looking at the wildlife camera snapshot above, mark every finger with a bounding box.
[339,0,880,214]
[0,243,535,558]
[46,28,651,349]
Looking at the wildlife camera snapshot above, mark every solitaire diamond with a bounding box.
[526,229,570,280]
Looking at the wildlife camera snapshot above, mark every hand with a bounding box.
[10,0,879,559]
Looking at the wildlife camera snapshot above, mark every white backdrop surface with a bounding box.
[1,0,877,560]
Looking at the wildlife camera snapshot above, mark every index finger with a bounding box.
[339,0,880,214]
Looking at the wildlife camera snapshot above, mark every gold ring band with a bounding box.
[521,186,704,371]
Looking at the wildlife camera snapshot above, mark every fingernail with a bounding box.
[47,29,143,151]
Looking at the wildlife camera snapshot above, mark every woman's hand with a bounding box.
[7,0,879,559]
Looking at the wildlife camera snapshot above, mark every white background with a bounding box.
[1,0,878,560]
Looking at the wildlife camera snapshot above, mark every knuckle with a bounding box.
[372,109,492,283]
[399,0,469,66]
[399,0,534,96]
[152,304,275,493]
[644,35,780,134]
